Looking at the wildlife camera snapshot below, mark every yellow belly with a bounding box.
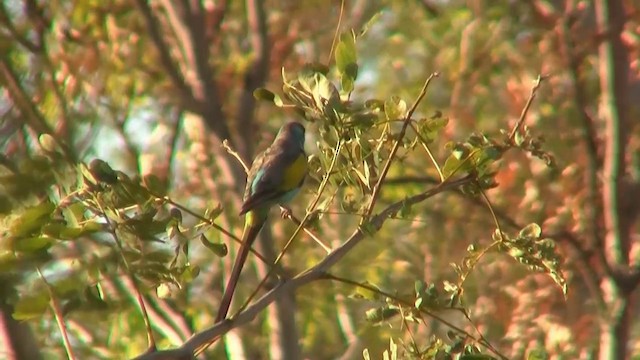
[281,154,308,190]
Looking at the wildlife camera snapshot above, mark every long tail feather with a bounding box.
[215,219,264,322]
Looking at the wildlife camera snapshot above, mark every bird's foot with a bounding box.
[280,206,292,219]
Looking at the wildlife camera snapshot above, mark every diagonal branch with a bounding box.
[132,174,474,360]
[0,58,77,162]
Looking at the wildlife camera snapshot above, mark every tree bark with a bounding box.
[594,0,636,359]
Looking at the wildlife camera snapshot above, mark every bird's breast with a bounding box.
[280,153,308,191]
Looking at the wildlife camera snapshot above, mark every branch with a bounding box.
[0,58,76,162]
[508,75,544,142]
[133,0,198,113]
[363,73,439,220]
[595,0,632,278]
[132,175,474,360]
[158,0,231,141]
[37,268,77,360]
[235,0,270,159]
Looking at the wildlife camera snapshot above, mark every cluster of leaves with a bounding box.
[495,224,566,294]
[0,139,227,322]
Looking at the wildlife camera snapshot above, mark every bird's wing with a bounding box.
[240,145,304,215]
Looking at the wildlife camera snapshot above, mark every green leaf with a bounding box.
[359,11,382,36]
[442,153,472,178]
[179,264,200,283]
[13,236,53,252]
[38,133,59,153]
[199,234,227,257]
[384,96,407,121]
[364,99,384,111]
[9,201,56,238]
[335,32,357,75]
[13,294,50,320]
[254,87,275,102]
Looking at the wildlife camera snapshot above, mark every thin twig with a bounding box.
[92,198,156,351]
[280,210,332,253]
[408,121,444,181]
[38,268,77,360]
[508,75,544,142]
[362,73,439,220]
[223,139,249,174]
[327,0,346,65]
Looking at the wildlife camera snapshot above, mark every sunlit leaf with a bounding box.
[519,223,542,239]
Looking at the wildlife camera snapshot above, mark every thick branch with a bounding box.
[596,0,631,267]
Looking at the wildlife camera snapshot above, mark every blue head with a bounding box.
[276,121,306,150]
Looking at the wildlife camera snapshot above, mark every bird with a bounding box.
[216,121,308,322]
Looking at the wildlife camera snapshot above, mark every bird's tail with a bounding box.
[215,218,264,322]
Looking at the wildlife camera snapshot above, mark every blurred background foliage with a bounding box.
[1,0,639,359]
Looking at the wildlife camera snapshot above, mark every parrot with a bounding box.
[216,121,307,322]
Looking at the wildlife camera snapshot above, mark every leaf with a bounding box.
[359,11,382,36]
[384,96,407,121]
[442,152,472,178]
[9,201,56,238]
[364,99,385,111]
[254,87,275,102]
[335,32,357,75]
[519,223,542,239]
[13,236,53,252]
[179,264,200,283]
[199,234,227,257]
[13,293,50,320]
[38,133,59,153]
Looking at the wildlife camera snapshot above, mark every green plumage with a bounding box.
[216,121,307,322]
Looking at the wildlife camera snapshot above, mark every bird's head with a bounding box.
[277,121,306,150]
